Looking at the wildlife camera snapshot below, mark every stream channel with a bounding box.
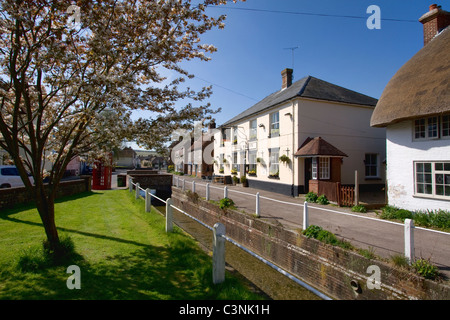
[154,206,322,300]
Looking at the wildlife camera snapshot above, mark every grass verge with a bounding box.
[0,190,264,300]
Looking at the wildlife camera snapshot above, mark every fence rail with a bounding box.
[128,177,332,300]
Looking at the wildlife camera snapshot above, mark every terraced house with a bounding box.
[214,68,386,197]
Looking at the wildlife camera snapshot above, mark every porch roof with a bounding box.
[294,137,348,158]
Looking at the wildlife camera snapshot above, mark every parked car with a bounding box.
[0,165,34,188]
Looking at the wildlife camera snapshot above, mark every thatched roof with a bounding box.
[294,137,348,158]
[370,27,450,127]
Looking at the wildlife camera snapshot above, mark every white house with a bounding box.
[370,5,450,211]
[214,68,386,198]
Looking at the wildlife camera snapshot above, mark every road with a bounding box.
[172,175,450,280]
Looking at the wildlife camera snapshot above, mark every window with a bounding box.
[249,120,257,141]
[319,157,330,180]
[442,115,450,138]
[415,162,450,198]
[1,167,19,176]
[232,152,239,171]
[270,112,279,137]
[365,154,379,178]
[232,128,238,145]
[248,150,257,174]
[312,157,330,180]
[269,148,279,176]
[413,114,450,140]
[312,157,318,180]
[221,128,230,146]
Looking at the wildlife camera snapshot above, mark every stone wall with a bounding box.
[0,176,92,210]
[171,187,450,300]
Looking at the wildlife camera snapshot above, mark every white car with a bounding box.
[0,165,34,188]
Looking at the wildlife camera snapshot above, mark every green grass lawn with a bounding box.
[0,190,264,300]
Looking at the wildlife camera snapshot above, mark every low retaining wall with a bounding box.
[0,176,92,210]
[129,174,172,205]
[171,187,450,300]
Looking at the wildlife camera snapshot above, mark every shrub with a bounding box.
[305,192,318,203]
[380,206,412,221]
[317,195,329,205]
[412,258,439,280]
[232,176,239,184]
[352,204,367,213]
[240,176,247,184]
[302,225,323,238]
[219,198,235,210]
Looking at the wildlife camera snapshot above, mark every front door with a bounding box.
[304,158,312,193]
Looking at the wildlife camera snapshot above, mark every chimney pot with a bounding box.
[430,4,438,11]
[281,68,293,90]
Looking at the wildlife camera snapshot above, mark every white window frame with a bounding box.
[249,119,257,141]
[269,148,280,176]
[414,161,450,199]
[312,157,318,180]
[319,157,330,180]
[413,115,449,141]
[270,112,280,137]
[365,153,380,179]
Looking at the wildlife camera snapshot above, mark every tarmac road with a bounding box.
[173,175,450,280]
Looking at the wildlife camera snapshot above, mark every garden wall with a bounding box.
[0,176,92,210]
[171,187,450,300]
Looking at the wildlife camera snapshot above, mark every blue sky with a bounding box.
[130,0,438,148]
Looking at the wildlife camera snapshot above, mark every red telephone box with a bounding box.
[92,153,112,190]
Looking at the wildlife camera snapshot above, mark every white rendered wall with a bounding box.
[386,121,450,211]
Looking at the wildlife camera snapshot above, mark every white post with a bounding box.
[145,188,151,212]
[206,183,210,201]
[255,192,260,217]
[192,181,196,193]
[135,182,140,199]
[355,170,359,206]
[213,223,226,284]
[303,201,309,230]
[166,198,173,233]
[182,179,185,191]
[176,176,179,188]
[224,186,228,199]
[129,177,133,192]
[405,219,415,264]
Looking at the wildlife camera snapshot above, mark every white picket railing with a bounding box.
[128,177,332,300]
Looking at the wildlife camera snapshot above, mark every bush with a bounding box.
[352,204,367,213]
[17,235,80,272]
[380,207,450,231]
[232,176,239,184]
[219,198,235,210]
[302,225,323,239]
[305,192,318,203]
[380,206,412,220]
[317,195,329,205]
[412,258,439,280]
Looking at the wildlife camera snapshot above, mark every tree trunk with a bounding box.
[35,185,60,252]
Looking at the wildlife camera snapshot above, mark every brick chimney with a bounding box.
[419,4,450,46]
[281,68,293,90]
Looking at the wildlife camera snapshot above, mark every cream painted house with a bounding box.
[214,69,386,197]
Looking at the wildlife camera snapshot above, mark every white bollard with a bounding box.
[182,179,185,191]
[135,183,140,199]
[166,198,173,233]
[224,186,228,199]
[192,181,196,193]
[404,219,415,264]
[145,188,151,212]
[206,183,210,201]
[255,192,260,217]
[213,223,226,284]
[176,176,179,188]
[129,177,133,192]
[303,201,309,230]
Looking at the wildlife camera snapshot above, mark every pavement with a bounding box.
[169,174,450,281]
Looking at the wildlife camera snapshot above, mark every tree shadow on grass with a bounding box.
[0,236,222,300]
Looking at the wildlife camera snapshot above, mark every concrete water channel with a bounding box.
[154,205,323,300]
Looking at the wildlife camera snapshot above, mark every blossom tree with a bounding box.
[0,0,238,253]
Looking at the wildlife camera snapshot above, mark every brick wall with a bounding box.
[0,176,92,210]
[171,187,450,300]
